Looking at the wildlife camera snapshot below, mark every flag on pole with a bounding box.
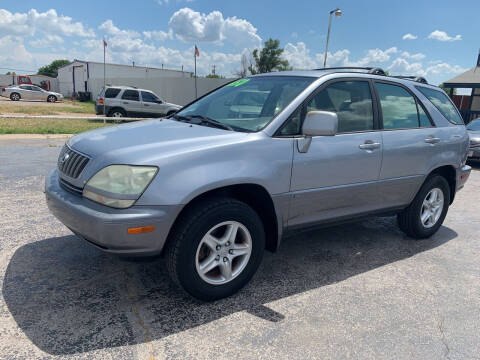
[103,37,108,48]
[194,45,200,57]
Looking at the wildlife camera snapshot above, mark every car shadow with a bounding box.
[3,217,457,355]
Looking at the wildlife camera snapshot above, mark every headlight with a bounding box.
[83,165,158,208]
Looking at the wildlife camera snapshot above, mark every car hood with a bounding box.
[68,119,251,161]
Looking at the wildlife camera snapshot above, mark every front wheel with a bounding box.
[47,95,57,103]
[10,93,20,101]
[397,175,450,239]
[165,198,265,301]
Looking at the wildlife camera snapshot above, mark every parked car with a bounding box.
[1,84,63,102]
[467,118,480,160]
[95,86,181,118]
[45,68,471,301]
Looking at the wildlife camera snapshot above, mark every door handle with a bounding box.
[122,101,129,104]
[359,141,381,150]
[144,104,150,106]
[424,136,440,144]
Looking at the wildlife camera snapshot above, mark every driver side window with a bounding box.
[279,80,374,135]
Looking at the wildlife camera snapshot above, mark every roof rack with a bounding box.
[312,67,432,85]
[391,76,428,84]
[314,67,387,76]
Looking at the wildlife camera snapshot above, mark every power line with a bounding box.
[0,67,36,73]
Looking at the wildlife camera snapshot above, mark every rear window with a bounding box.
[416,86,463,125]
[121,89,139,101]
[105,88,121,98]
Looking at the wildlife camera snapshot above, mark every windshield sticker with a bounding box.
[227,78,250,87]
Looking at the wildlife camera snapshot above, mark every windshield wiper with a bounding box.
[173,114,233,131]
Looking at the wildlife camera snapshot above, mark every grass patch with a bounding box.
[0,117,112,134]
[0,100,95,115]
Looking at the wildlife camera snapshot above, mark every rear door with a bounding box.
[140,91,167,116]
[18,85,33,100]
[374,81,440,207]
[120,89,142,116]
[288,79,383,227]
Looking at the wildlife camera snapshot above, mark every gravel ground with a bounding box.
[0,138,479,360]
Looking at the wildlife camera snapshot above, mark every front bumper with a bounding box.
[45,169,182,256]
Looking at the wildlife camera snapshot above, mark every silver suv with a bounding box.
[95,86,181,118]
[46,68,471,301]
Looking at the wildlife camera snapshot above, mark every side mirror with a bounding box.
[302,111,338,136]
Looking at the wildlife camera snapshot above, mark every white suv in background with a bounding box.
[95,86,181,118]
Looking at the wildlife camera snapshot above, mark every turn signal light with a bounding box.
[127,226,155,234]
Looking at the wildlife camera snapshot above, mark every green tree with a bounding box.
[439,83,457,95]
[37,59,70,77]
[206,74,224,79]
[248,38,291,74]
[5,71,11,75]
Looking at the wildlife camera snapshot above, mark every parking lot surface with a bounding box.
[0,137,479,360]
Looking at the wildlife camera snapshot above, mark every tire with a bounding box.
[108,108,126,118]
[165,197,265,301]
[47,95,57,103]
[397,175,450,239]
[10,93,20,101]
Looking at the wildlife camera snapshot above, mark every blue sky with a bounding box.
[1,0,479,85]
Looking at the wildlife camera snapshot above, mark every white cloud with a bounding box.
[400,51,426,60]
[0,9,94,38]
[29,34,64,48]
[402,33,417,40]
[168,8,261,48]
[428,30,462,42]
[283,42,317,69]
[143,30,172,42]
[99,20,140,38]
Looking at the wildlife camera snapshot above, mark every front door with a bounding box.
[288,79,383,228]
[140,91,167,116]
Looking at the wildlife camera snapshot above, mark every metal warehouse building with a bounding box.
[57,60,230,105]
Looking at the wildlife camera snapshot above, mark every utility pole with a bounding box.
[212,65,216,76]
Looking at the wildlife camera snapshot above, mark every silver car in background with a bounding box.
[95,86,181,118]
[46,68,471,301]
[467,118,480,160]
[1,84,63,102]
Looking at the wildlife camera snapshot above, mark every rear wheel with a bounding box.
[10,93,20,101]
[165,198,265,301]
[47,95,57,103]
[397,175,450,239]
[108,108,126,118]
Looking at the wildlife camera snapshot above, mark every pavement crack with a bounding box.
[124,268,157,360]
[438,318,451,360]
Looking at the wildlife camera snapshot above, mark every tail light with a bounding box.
[99,98,104,104]
[1,88,5,92]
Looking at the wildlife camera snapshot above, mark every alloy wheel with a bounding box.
[420,187,444,228]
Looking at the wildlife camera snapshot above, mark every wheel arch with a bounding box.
[427,165,456,204]
[166,183,281,254]
[107,107,126,117]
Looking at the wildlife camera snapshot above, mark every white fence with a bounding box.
[87,77,233,106]
[0,74,59,92]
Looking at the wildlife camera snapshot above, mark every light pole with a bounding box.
[323,8,342,68]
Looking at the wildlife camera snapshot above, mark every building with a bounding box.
[57,60,231,105]
[443,52,480,123]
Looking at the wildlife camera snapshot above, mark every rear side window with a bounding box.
[376,82,432,129]
[105,88,121,98]
[416,86,464,125]
[121,89,139,101]
[141,91,160,103]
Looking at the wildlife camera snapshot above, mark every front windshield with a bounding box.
[176,76,315,132]
[467,119,480,131]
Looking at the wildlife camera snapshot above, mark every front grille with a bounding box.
[58,145,89,178]
[59,178,83,196]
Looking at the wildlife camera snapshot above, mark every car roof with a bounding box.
[106,86,153,92]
